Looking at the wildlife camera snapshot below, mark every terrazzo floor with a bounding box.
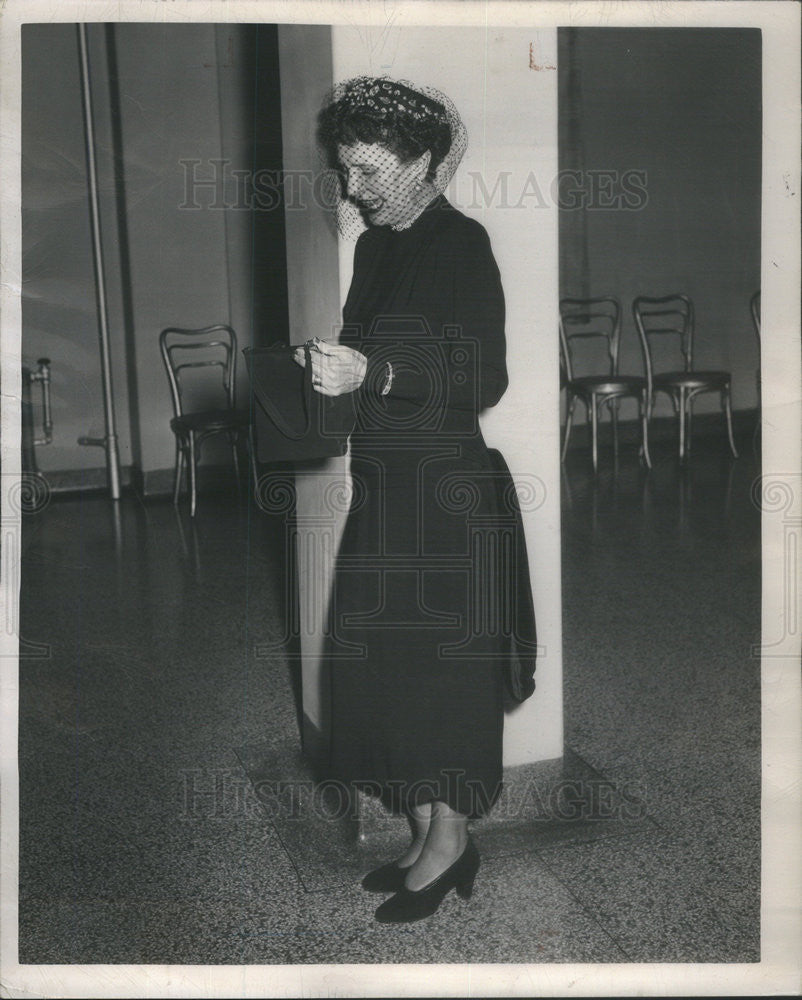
[17,432,761,965]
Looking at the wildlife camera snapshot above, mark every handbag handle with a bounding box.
[247,343,314,441]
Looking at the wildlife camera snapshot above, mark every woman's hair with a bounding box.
[317,77,453,182]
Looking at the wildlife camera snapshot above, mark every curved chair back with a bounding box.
[559,296,622,382]
[632,294,694,387]
[633,294,738,461]
[159,324,238,420]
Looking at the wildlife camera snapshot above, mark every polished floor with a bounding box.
[18,431,761,964]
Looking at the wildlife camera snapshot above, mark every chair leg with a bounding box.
[247,426,258,484]
[640,392,652,469]
[678,387,687,462]
[230,431,242,495]
[172,438,185,507]
[723,386,739,458]
[188,430,198,518]
[611,399,620,461]
[686,392,694,458]
[560,462,573,508]
[562,396,576,462]
[590,395,599,474]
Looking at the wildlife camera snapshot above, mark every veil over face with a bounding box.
[317,76,468,238]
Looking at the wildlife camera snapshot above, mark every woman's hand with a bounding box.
[293,340,367,396]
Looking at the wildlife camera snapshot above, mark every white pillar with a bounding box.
[331,25,562,765]
[282,23,563,766]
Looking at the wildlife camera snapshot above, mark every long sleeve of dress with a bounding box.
[449,219,508,410]
[361,218,508,416]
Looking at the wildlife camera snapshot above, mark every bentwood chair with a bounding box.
[159,324,249,517]
[633,295,738,462]
[560,296,651,471]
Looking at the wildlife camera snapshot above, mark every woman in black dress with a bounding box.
[294,77,529,923]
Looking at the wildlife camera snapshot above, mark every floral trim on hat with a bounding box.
[340,76,449,124]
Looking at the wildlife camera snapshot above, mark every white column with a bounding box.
[331,24,562,765]
[282,24,562,765]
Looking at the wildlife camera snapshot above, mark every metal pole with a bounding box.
[77,22,121,500]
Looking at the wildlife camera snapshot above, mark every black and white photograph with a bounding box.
[1,0,799,996]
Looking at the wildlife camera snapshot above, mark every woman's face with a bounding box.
[337,141,429,227]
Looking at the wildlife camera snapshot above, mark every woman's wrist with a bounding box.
[354,351,368,388]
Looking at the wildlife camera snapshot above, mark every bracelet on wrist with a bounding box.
[380,360,394,396]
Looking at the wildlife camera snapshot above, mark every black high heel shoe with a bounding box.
[373,839,480,924]
[360,860,409,893]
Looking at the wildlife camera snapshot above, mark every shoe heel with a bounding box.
[456,874,476,900]
[455,839,480,900]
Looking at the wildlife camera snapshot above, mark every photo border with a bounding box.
[1,1,799,996]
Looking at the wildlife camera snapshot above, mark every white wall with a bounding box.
[331,25,563,765]
[278,26,339,349]
[21,25,132,473]
[559,28,762,423]
[110,24,235,477]
[21,24,264,485]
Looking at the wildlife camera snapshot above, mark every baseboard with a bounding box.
[564,406,758,450]
[33,465,136,495]
[28,408,761,495]
[30,463,242,499]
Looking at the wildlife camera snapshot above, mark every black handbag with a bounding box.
[243,342,358,462]
[487,448,538,703]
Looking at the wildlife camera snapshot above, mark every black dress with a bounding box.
[327,195,510,819]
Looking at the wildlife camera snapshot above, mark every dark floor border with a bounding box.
[28,408,759,497]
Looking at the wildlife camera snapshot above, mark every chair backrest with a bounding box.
[632,294,694,384]
[559,297,622,382]
[750,290,760,338]
[159,325,238,419]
